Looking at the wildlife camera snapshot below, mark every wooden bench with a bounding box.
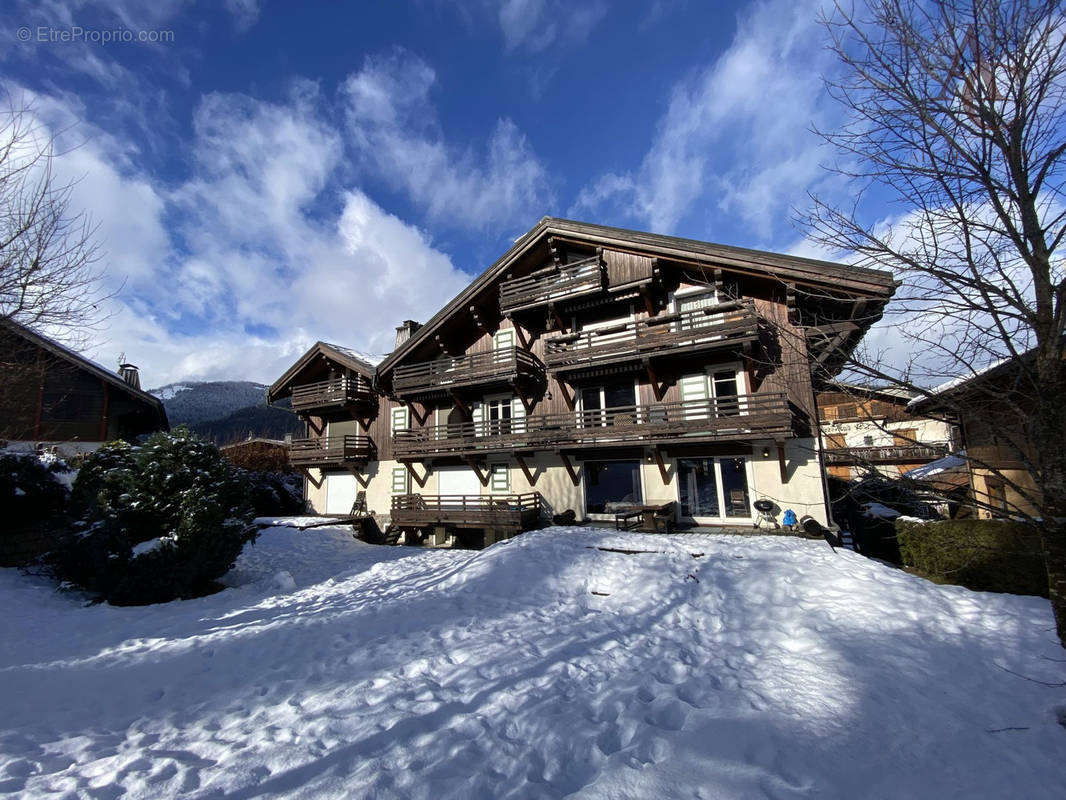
[614,502,677,532]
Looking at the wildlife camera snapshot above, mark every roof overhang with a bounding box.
[376,216,896,378]
[268,341,377,402]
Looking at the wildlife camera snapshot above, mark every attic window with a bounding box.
[837,403,858,419]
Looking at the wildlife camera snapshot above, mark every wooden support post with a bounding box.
[348,467,371,489]
[549,303,567,334]
[403,461,430,488]
[555,376,575,410]
[409,401,432,426]
[548,236,561,266]
[515,453,537,487]
[640,285,656,318]
[465,458,490,487]
[559,452,579,486]
[777,441,788,484]
[644,359,665,402]
[651,447,671,485]
[297,467,324,490]
[513,382,536,415]
[303,415,326,437]
[448,391,470,418]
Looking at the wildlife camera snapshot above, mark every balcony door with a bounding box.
[677,457,752,523]
[580,381,636,428]
[680,365,745,422]
[473,394,525,438]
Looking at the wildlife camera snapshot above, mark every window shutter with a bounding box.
[490,463,510,492]
[391,406,409,432]
[391,466,409,493]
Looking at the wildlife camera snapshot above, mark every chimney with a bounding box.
[118,363,140,390]
[394,320,422,350]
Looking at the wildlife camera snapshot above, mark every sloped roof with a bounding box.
[0,316,167,418]
[267,340,379,402]
[377,216,896,376]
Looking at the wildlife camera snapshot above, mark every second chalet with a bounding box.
[268,218,895,544]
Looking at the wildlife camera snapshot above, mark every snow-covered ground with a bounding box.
[1,525,1065,799]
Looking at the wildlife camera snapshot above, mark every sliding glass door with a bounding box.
[677,457,752,522]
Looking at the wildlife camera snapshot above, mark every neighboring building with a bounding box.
[817,382,955,480]
[271,218,895,541]
[909,352,1050,519]
[0,317,168,455]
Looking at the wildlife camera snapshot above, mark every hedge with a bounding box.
[896,519,1048,597]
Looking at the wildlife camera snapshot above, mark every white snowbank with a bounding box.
[862,501,901,519]
[0,526,1063,799]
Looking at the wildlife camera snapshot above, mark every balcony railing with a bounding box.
[392,346,544,396]
[289,435,375,467]
[499,256,606,314]
[393,392,791,458]
[390,492,542,531]
[823,443,949,465]
[543,300,759,372]
[290,377,376,413]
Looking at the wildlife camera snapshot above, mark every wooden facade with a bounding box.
[271,218,896,542]
[0,318,168,448]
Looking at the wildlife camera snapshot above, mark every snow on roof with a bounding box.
[321,342,384,368]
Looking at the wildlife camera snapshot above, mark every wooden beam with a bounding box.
[296,467,323,490]
[513,381,537,415]
[777,441,788,484]
[434,333,451,356]
[548,236,561,266]
[555,376,575,410]
[639,285,656,318]
[559,452,579,486]
[302,415,325,437]
[465,458,490,487]
[408,401,432,426]
[549,303,568,334]
[403,461,430,489]
[348,467,371,488]
[515,453,538,487]
[449,391,470,417]
[805,320,859,337]
[786,282,798,325]
[470,305,490,335]
[651,447,671,485]
[644,359,666,402]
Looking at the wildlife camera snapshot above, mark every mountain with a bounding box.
[149,381,303,444]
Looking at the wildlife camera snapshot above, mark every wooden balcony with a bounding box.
[392,346,544,397]
[499,256,606,314]
[392,393,792,459]
[542,300,759,372]
[289,435,375,468]
[823,443,949,465]
[290,377,376,414]
[391,492,542,532]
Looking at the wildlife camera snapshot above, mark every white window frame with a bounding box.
[391,465,410,494]
[676,456,755,524]
[489,462,510,492]
[577,379,639,428]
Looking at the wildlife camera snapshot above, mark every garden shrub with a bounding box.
[244,470,304,517]
[51,429,257,605]
[0,452,73,564]
[896,519,1047,596]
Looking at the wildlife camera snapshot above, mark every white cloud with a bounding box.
[571,0,837,240]
[342,50,554,231]
[14,84,475,386]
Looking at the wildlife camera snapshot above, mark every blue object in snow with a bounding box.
[782,509,797,527]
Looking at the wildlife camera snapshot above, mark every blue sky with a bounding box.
[1,0,863,386]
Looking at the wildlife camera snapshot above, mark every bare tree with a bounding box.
[803,0,1066,643]
[0,94,104,344]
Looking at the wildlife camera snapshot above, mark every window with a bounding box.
[837,403,858,420]
[986,481,1008,516]
[490,463,510,492]
[677,457,752,520]
[584,460,642,514]
[391,466,409,494]
[680,367,744,420]
[475,395,525,437]
[391,406,409,433]
[580,382,636,427]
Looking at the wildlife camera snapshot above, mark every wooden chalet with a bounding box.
[817,383,955,480]
[272,218,896,545]
[0,317,168,453]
